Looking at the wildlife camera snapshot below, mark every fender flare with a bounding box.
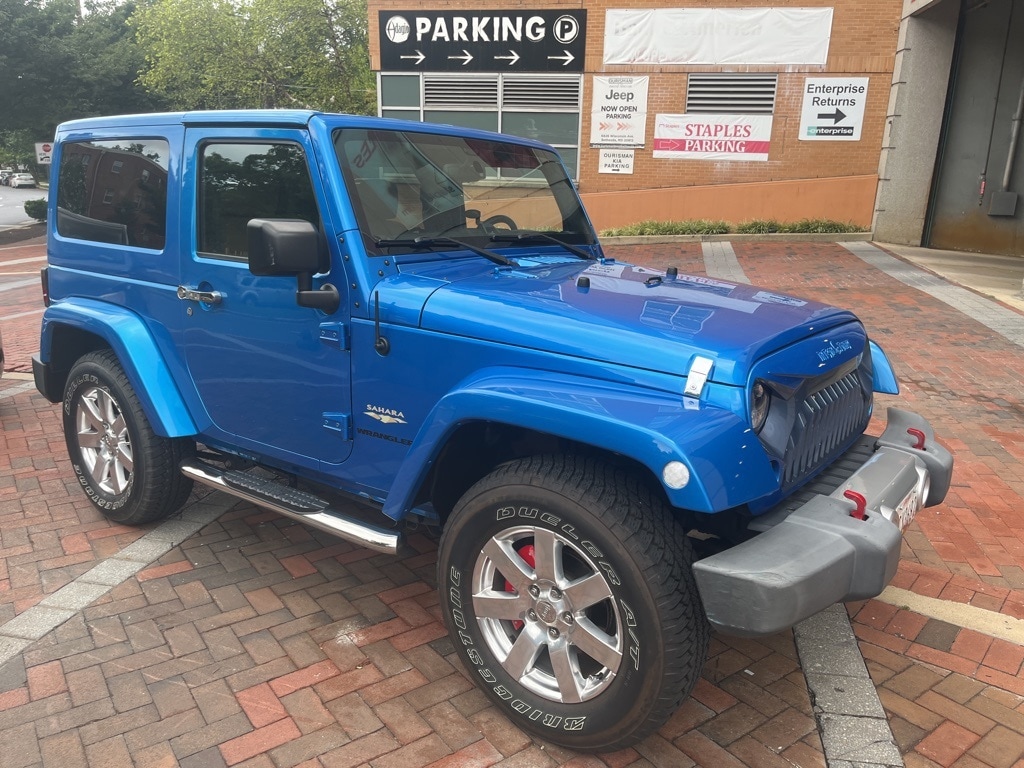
[869,340,899,395]
[39,299,197,437]
[381,367,778,520]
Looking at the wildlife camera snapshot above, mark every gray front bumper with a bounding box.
[693,408,953,637]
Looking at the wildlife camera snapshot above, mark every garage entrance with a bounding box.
[926,0,1023,255]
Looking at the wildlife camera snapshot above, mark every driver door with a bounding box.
[179,127,353,467]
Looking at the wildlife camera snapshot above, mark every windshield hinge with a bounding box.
[684,356,714,398]
[319,322,350,351]
[322,413,352,438]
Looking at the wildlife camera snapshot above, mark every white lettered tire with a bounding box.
[63,350,194,524]
[438,455,709,751]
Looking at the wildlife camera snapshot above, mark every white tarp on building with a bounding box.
[604,8,833,66]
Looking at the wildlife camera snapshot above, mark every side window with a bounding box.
[199,142,319,260]
[56,139,169,249]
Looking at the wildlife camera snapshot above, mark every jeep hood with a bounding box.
[397,257,859,386]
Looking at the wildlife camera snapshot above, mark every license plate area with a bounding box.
[830,447,928,532]
[893,484,923,531]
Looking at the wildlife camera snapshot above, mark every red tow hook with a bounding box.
[844,490,868,520]
[907,427,926,450]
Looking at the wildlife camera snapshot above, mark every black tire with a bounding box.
[438,454,709,752]
[63,350,194,524]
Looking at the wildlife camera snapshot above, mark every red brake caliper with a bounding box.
[506,544,536,630]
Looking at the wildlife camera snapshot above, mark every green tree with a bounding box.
[131,0,375,114]
[0,0,165,171]
[0,0,77,134]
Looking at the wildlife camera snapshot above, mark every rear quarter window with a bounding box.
[56,139,170,250]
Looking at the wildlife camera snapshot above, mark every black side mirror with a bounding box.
[248,218,321,275]
[247,218,339,313]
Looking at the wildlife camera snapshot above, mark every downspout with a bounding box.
[1000,76,1024,193]
[989,75,1024,217]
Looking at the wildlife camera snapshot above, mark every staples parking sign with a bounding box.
[653,114,773,161]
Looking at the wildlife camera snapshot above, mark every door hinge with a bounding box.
[319,322,350,350]
[322,412,352,438]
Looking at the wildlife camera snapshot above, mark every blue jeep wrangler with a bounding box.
[34,110,952,751]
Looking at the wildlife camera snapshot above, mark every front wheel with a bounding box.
[438,455,709,752]
[63,350,194,524]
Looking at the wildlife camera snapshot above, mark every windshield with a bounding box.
[333,127,596,255]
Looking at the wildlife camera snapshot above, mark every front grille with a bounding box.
[782,370,869,489]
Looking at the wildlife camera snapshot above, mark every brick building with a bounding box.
[368,1,1024,254]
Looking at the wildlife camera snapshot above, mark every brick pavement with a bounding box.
[609,241,1024,768]
[0,374,826,767]
[0,235,1022,766]
[0,235,47,375]
[730,241,1024,768]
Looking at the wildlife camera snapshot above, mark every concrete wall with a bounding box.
[873,0,960,244]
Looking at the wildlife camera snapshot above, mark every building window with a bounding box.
[380,74,421,115]
[111,160,124,174]
[685,74,778,114]
[102,189,114,204]
[379,72,582,178]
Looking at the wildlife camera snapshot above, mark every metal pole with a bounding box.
[1000,75,1024,192]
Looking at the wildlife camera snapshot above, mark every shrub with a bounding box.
[735,219,782,234]
[24,198,47,222]
[779,218,862,234]
[602,219,730,236]
[601,217,865,237]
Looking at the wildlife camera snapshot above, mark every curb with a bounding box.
[601,232,873,246]
[796,605,903,767]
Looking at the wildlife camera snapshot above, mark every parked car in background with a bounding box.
[10,174,37,188]
[0,171,13,186]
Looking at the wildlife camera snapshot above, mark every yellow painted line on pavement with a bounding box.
[876,586,1024,646]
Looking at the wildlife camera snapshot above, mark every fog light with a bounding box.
[663,461,690,490]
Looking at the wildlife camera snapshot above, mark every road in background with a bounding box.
[0,186,47,230]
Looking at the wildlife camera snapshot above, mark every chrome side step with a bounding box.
[180,458,402,555]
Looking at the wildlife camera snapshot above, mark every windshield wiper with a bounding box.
[489,231,595,260]
[375,236,514,267]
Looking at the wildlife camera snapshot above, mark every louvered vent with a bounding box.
[423,76,498,107]
[686,74,778,114]
[502,77,581,109]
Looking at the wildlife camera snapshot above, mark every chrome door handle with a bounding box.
[177,285,223,305]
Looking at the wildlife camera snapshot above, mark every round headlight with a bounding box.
[750,381,770,433]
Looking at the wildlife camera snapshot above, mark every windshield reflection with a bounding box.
[333,127,595,254]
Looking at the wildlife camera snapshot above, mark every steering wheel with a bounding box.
[480,214,517,234]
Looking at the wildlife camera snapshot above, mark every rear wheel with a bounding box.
[438,454,709,752]
[63,350,193,524]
